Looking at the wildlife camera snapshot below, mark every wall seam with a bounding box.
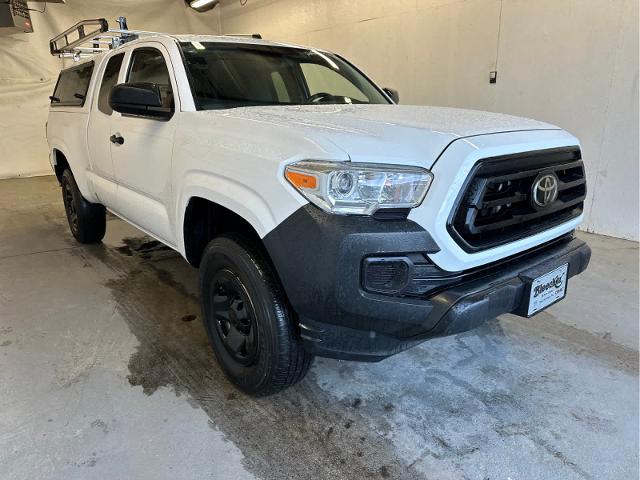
[584,0,627,233]
[494,0,503,71]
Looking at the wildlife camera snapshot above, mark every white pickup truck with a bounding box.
[46,20,591,395]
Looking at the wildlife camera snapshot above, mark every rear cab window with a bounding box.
[50,61,94,107]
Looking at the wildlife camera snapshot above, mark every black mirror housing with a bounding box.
[383,87,399,104]
[109,82,172,119]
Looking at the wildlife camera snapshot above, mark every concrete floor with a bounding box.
[0,175,638,480]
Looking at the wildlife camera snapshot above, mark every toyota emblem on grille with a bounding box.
[532,173,559,208]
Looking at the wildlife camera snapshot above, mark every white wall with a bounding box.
[219,0,639,241]
[0,0,636,240]
[0,0,220,179]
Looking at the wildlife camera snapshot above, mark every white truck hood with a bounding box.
[211,104,559,167]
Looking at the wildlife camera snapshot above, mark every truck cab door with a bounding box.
[87,52,125,208]
[110,45,178,245]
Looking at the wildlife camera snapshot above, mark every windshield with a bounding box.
[179,42,390,109]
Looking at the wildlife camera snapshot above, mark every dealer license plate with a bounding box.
[527,264,568,316]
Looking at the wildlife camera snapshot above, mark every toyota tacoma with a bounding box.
[46,22,591,395]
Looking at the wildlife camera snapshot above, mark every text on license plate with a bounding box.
[528,264,568,316]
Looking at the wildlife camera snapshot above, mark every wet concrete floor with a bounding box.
[1,176,638,480]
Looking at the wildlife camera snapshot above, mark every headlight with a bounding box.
[285,160,433,215]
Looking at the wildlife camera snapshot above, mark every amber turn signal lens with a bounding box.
[286,170,318,189]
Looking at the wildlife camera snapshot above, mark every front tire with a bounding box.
[61,169,106,244]
[199,235,313,396]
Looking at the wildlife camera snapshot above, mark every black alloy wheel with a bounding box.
[62,178,79,235]
[211,270,259,366]
[60,169,106,244]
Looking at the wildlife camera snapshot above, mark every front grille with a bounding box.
[449,147,586,252]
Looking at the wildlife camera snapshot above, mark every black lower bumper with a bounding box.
[263,206,591,362]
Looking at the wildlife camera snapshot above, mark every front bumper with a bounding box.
[263,206,591,362]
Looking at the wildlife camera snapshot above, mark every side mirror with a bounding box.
[383,87,399,104]
[109,82,172,119]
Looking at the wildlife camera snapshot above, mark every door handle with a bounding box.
[110,134,124,145]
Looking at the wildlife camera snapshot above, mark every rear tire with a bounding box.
[199,234,314,396]
[61,169,106,244]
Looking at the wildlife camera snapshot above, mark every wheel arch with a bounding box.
[179,176,278,267]
[51,148,71,182]
[178,172,279,237]
[49,140,98,203]
[183,196,266,266]
[49,140,72,182]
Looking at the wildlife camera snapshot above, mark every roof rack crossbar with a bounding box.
[73,47,110,52]
[108,28,162,36]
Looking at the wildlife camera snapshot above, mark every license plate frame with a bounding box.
[525,263,569,317]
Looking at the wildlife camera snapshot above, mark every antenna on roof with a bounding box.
[116,16,138,45]
[117,16,128,30]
